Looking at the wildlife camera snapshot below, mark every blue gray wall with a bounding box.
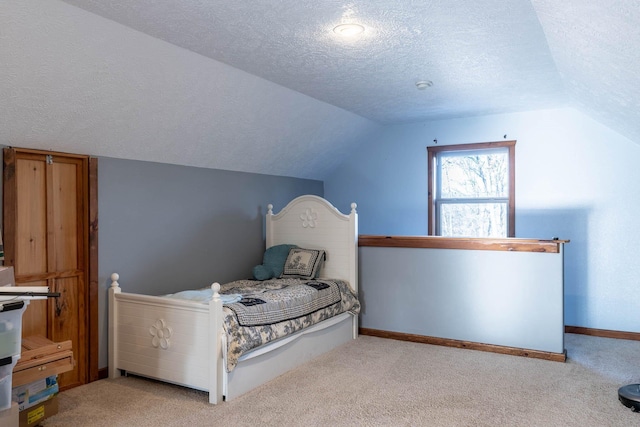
[326,107,640,335]
[98,156,322,366]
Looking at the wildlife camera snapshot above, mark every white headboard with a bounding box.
[266,195,358,294]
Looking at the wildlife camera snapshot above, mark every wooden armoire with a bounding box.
[3,147,99,390]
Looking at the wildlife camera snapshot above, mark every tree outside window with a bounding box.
[427,141,515,237]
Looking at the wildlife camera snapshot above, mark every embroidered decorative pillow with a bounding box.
[281,248,325,279]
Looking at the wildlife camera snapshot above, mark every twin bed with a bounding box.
[108,195,359,403]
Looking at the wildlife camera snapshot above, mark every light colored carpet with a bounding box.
[43,334,639,426]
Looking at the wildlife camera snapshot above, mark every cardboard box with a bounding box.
[19,395,58,427]
[12,376,58,411]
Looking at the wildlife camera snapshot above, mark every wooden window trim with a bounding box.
[427,140,516,237]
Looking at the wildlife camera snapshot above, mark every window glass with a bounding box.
[439,150,508,199]
[428,141,515,237]
[439,202,507,237]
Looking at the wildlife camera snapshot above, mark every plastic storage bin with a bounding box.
[0,301,26,359]
[0,355,19,411]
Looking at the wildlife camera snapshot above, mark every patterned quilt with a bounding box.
[219,278,360,371]
[223,279,341,326]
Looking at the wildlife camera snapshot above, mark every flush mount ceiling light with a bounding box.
[333,23,365,37]
[415,80,433,90]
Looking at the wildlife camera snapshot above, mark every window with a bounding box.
[427,141,515,237]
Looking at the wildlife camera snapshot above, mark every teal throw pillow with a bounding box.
[252,244,298,280]
[252,264,273,281]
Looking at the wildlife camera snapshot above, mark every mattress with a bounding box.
[167,277,360,371]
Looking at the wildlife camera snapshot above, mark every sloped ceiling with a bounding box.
[532,0,640,143]
[58,0,568,123]
[0,1,379,180]
[2,1,639,180]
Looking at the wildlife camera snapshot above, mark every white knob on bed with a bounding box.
[211,282,221,296]
[350,202,357,213]
[110,273,120,288]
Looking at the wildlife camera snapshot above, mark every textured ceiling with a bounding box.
[3,1,639,181]
[532,0,640,143]
[1,1,379,180]
[59,0,568,124]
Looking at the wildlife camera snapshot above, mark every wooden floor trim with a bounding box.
[360,328,567,362]
[98,367,109,380]
[565,326,640,341]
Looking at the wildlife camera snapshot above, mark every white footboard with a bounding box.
[108,273,358,404]
[108,273,224,404]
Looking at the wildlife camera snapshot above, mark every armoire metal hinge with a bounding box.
[46,155,53,165]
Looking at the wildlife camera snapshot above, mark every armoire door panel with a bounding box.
[52,276,86,388]
[48,160,80,272]
[15,158,48,276]
[19,280,49,338]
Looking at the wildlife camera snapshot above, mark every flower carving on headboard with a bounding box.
[149,319,172,350]
[300,208,318,228]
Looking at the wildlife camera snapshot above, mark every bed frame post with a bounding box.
[349,203,359,339]
[108,273,121,379]
[349,202,358,294]
[209,283,224,404]
[265,204,274,247]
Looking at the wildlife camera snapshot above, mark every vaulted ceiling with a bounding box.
[57,0,640,135]
[58,0,569,124]
[2,1,639,179]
